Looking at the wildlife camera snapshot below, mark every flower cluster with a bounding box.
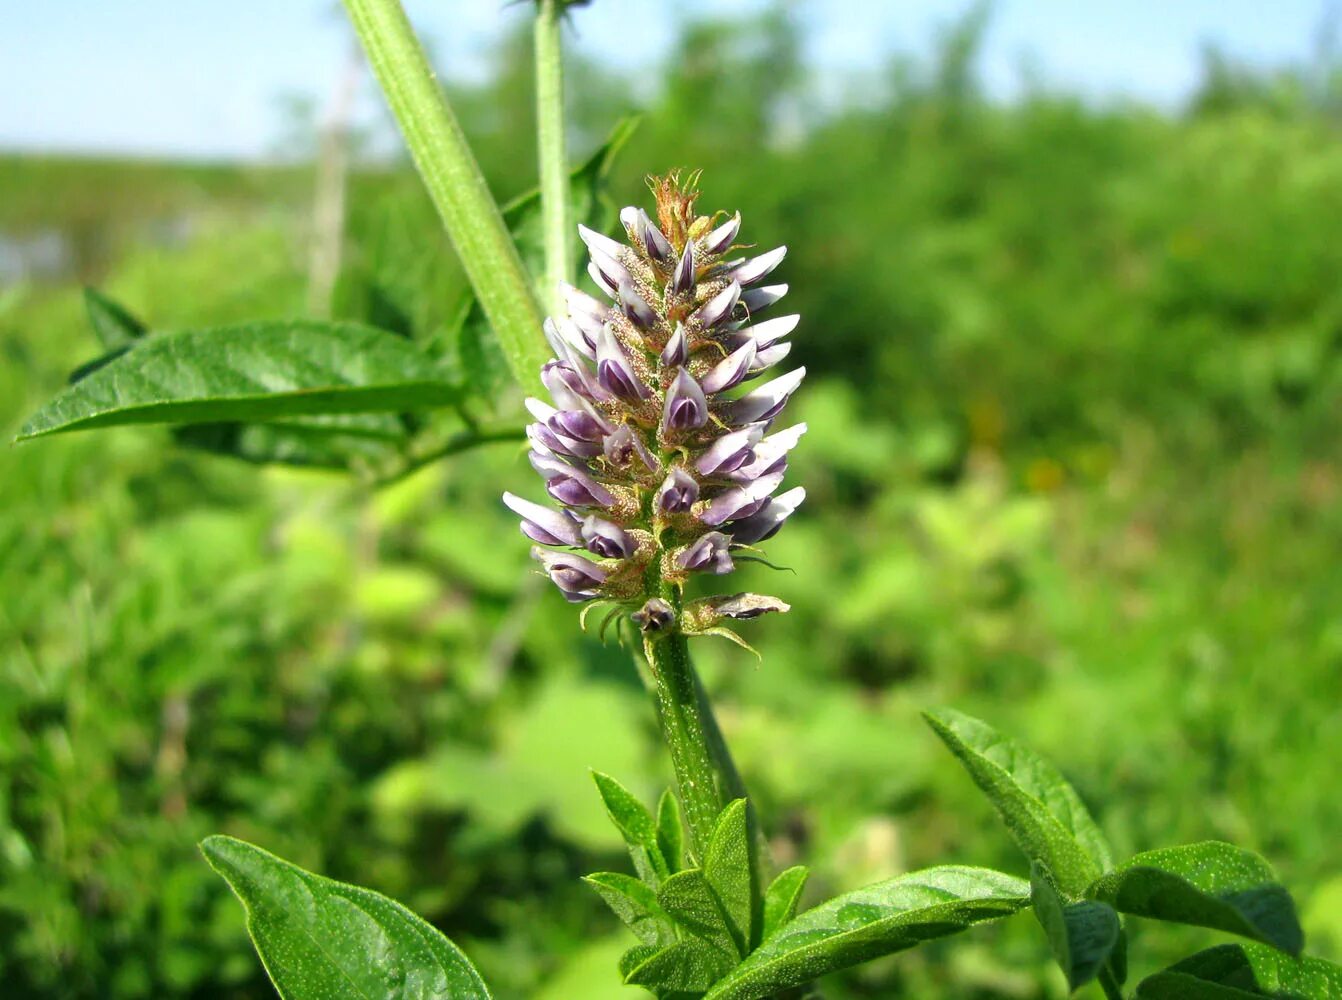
[503,174,804,637]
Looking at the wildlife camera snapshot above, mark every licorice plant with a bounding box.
[16,1,1338,998]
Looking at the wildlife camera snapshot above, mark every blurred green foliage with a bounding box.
[3,6,1341,998]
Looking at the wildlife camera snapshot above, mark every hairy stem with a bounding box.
[646,627,725,861]
[534,0,570,315]
[341,0,549,391]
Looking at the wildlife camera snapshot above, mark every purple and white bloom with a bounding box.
[581,515,637,559]
[676,532,734,575]
[503,174,802,630]
[741,283,788,313]
[532,547,607,603]
[656,467,700,513]
[660,324,689,367]
[731,246,787,286]
[722,368,806,425]
[662,368,709,432]
[727,487,806,544]
[596,324,650,401]
[700,340,756,393]
[703,213,740,254]
[503,492,582,547]
[693,280,741,329]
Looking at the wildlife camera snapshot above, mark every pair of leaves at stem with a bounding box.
[586,772,1031,1000]
[925,707,1332,996]
[15,119,638,476]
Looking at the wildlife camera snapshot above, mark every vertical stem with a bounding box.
[341,0,549,391]
[534,0,570,316]
[645,630,724,861]
[1098,967,1124,1000]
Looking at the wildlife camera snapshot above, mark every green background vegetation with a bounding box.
[2,8,1340,998]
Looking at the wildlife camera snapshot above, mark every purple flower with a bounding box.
[657,467,699,513]
[660,324,689,367]
[603,425,659,472]
[632,597,676,632]
[676,532,734,574]
[503,492,582,547]
[728,423,806,481]
[693,280,741,328]
[727,487,805,544]
[596,325,650,400]
[703,213,740,254]
[722,368,806,425]
[739,314,799,349]
[700,340,757,393]
[741,283,788,312]
[624,207,673,263]
[530,452,616,507]
[661,368,709,432]
[618,281,658,329]
[672,243,695,295]
[532,547,607,603]
[581,515,637,559]
[695,425,763,476]
[511,179,803,624]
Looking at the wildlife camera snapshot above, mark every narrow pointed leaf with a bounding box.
[18,320,458,440]
[200,835,490,1000]
[624,939,733,994]
[1135,943,1342,999]
[1087,842,1303,955]
[584,872,677,948]
[656,789,685,875]
[657,869,741,960]
[84,286,147,349]
[924,707,1111,895]
[704,799,756,956]
[592,771,669,885]
[1031,862,1120,992]
[762,866,809,942]
[703,866,1030,1000]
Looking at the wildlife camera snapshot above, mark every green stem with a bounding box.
[1098,967,1125,1000]
[341,0,549,392]
[645,629,725,861]
[534,0,570,316]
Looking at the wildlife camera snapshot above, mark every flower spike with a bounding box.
[502,173,802,636]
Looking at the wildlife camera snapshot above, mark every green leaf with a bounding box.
[656,789,685,876]
[1088,842,1303,955]
[584,872,678,948]
[704,799,757,956]
[200,835,490,1000]
[1030,862,1120,992]
[18,320,458,440]
[657,869,741,961]
[624,939,734,995]
[762,867,809,941]
[592,771,669,886]
[923,707,1112,895]
[1135,943,1342,999]
[703,866,1031,1000]
[84,286,147,349]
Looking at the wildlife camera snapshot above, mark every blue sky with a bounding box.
[0,0,1331,160]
